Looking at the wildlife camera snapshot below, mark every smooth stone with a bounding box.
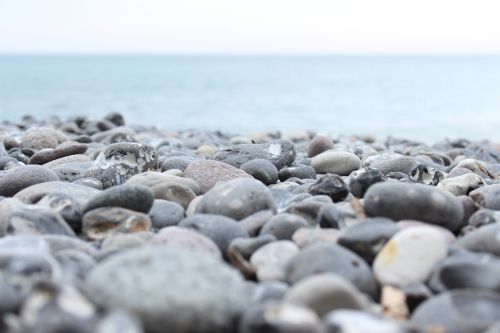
[337,218,399,264]
[447,166,475,178]
[310,151,361,176]
[0,165,60,197]
[84,185,154,214]
[36,192,83,231]
[29,143,88,165]
[195,178,276,220]
[323,310,403,333]
[150,226,222,258]
[151,182,196,209]
[148,199,184,229]
[178,214,249,254]
[278,165,317,181]
[374,156,418,176]
[100,232,153,254]
[348,167,386,198]
[291,228,341,248]
[437,173,483,196]
[86,247,250,333]
[468,209,500,228]
[429,251,500,292]
[308,134,335,157]
[284,273,374,317]
[0,199,75,237]
[21,127,68,150]
[373,226,447,287]
[50,161,95,181]
[125,171,200,194]
[456,223,500,256]
[18,283,99,333]
[411,290,500,333]
[240,159,279,185]
[240,209,275,236]
[396,220,456,244]
[459,195,478,227]
[284,196,332,225]
[250,281,289,304]
[85,143,158,188]
[14,181,101,208]
[250,240,300,282]
[184,159,252,193]
[228,234,277,260]
[44,154,92,168]
[239,303,320,333]
[73,177,104,190]
[469,184,500,210]
[95,309,144,333]
[82,207,152,241]
[364,182,464,231]
[214,139,297,170]
[43,234,98,257]
[259,213,309,240]
[317,203,357,229]
[285,243,377,297]
[54,249,96,282]
[308,174,349,202]
[161,155,198,172]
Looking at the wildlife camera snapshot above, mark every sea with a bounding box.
[1,55,500,143]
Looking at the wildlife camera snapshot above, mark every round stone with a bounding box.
[29,143,88,165]
[278,165,317,181]
[83,185,154,214]
[0,165,60,197]
[373,226,447,287]
[259,213,309,240]
[148,199,185,229]
[195,178,276,220]
[308,134,334,157]
[456,223,500,256]
[310,151,361,176]
[152,183,196,210]
[364,182,464,231]
[240,159,279,185]
[85,247,250,333]
[250,240,299,282]
[21,127,68,150]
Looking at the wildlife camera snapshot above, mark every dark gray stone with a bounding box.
[259,213,309,240]
[29,143,88,165]
[83,185,154,214]
[456,223,500,256]
[86,247,250,333]
[278,165,317,181]
[214,140,297,170]
[0,165,60,197]
[364,182,464,231]
[240,159,279,185]
[308,174,349,202]
[348,167,386,198]
[148,199,185,229]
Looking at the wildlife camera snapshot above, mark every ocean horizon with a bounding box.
[1,54,500,143]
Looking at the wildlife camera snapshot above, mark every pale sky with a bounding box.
[0,0,499,54]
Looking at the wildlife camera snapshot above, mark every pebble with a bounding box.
[373,226,447,287]
[29,143,88,165]
[323,310,404,333]
[348,167,386,198]
[147,199,184,229]
[83,184,154,214]
[285,243,378,297]
[278,164,317,181]
[86,247,249,333]
[0,165,60,197]
[469,184,500,210]
[259,213,309,240]
[308,174,349,202]
[437,172,483,196]
[184,159,252,193]
[195,178,276,220]
[337,218,399,263]
[126,171,200,194]
[150,226,222,258]
[240,159,279,185]
[82,207,151,240]
[151,182,196,209]
[178,214,249,254]
[250,240,299,281]
[51,161,95,181]
[291,228,341,248]
[20,127,68,150]
[456,222,500,256]
[284,273,375,316]
[308,134,334,157]
[14,181,101,207]
[310,151,361,176]
[364,182,464,232]
[214,139,297,170]
[411,290,500,333]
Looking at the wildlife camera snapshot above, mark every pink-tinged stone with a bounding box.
[308,134,334,157]
[183,159,251,194]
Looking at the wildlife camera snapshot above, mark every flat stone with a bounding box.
[214,139,297,170]
[373,226,448,286]
[82,207,152,241]
[85,247,249,333]
[364,182,464,232]
[195,178,276,220]
[411,290,500,333]
[311,151,361,176]
[0,165,60,197]
[184,159,251,193]
[285,243,377,297]
[29,143,88,165]
[44,154,92,168]
[83,184,154,214]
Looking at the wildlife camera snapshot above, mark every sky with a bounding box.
[0,0,499,54]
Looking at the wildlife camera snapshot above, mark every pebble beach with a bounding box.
[1,112,500,333]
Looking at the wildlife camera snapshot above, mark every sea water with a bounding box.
[1,55,500,143]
